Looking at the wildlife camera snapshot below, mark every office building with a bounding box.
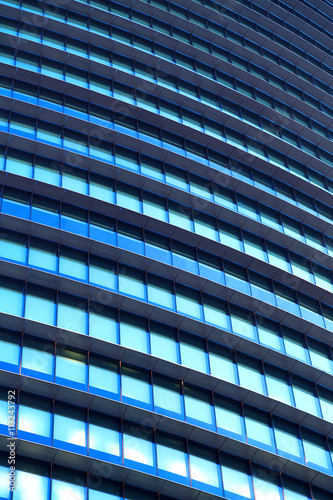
[0,0,332,498]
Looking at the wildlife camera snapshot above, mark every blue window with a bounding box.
[244,407,275,452]
[237,354,266,395]
[17,396,52,445]
[184,386,215,431]
[203,296,230,330]
[89,413,121,463]
[265,365,294,406]
[0,277,24,317]
[149,322,179,364]
[25,285,56,326]
[57,293,87,335]
[273,417,304,463]
[301,428,332,473]
[123,422,155,474]
[230,305,257,341]
[147,274,174,309]
[0,329,20,372]
[179,333,208,373]
[156,433,189,484]
[118,265,146,301]
[51,478,86,500]
[28,238,57,272]
[209,344,238,384]
[215,396,245,441]
[189,444,222,494]
[21,337,54,381]
[175,284,203,320]
[252,465,283,500]
[89,255,117,290]
[89,356,119,399]
[59,247,87,281]
[0,229,27,264]
[221,454,253,500]
[119,313,148,353]
[89,307,118,343]
[122,366,152,410]
[55,347,87,390]
[14,470,50,500]
[53,404,86,453]
[153,374,184,420]
[292,376,321,417]
[60,204,88,237]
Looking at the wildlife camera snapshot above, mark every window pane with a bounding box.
[150,323,178,363]
[120,314,148,353]
[221,455,252,499]
[179,334,208,373]
[14,471,49,500]
[25,286,55,325]
[156,434,188,479]
[57,294,87,335]
[89,308,118,343]
[51,479,86,500]
[122,366,151,407]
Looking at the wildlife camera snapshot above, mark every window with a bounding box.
[179,333,208,373]
[57,293,87,335]
[89,307,118,343]
[221,454,252,499]
[89,255,116,290]
[184,387,215,430]
[265,365,294,406]
[119,313,148,353]
[147,275,174,309]
[252,465,282,500]
[237,354,266,395]
[28,238,57,272]
[59,247,87,281]
[215,396,244,440]
[14,470,49,500]
[89,413,121,462]
[53,404,86,451]
[118,265,145,300]
[273,417,303,462]
[89,353,119,397]
[189,444,221,493]
[156,434,188,482]
[292,376,321,417]
[209,344,237,384]
[150,322,179,364]
[55,347,87,389]
[21,337,54,379]
[175,284,202,320]
[244,407,274,452]
[153,375,184,419]
[17,396,52,443]
[0,277,24,317]
[122,366,151,409]
[230,305,257,341]
[123,423,155,472]
[0,335,17,375]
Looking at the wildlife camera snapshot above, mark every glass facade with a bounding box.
[0,0,332,498]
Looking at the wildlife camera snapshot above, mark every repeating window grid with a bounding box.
[2,381,333,480]
[1,139,333,261]
[1,76,330,205]
[0,324,332,434]
[0,447,324,499]
[4,0,333,103]
[2,216,333,361]
[4,11,333,150]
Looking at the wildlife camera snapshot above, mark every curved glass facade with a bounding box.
[0,0,332,498]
